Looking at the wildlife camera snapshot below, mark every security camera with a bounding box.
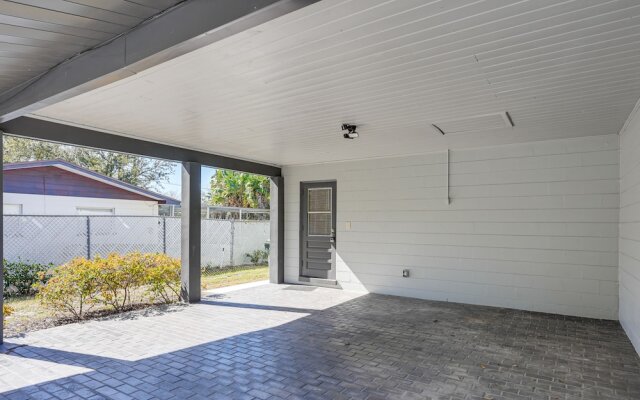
[341,124,358,139]
[343,131,359,139]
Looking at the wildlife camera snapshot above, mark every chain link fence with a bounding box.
[3,215,269,268]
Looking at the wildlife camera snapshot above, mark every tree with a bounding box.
[209,170,270,208]
[3,136,173,190]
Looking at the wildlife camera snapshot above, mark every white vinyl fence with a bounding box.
[3,215,269,267]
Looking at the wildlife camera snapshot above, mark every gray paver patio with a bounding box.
[1,283,639,400]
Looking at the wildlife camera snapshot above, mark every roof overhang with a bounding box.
[2,0,640,167]
[0,0,320,123]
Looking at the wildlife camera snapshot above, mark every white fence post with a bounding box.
[230,219,235,266]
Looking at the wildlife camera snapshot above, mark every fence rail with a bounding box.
[159,205,270,220]
[3,215,269,267]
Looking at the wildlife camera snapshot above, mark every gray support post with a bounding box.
[181,162,201,303]
[269,176,284,284]
[0,134,3,344]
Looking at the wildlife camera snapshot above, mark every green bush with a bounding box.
[35,258,101,320]
[143,254,181,304]
[3,260,53,297]
[245,249,269,265]
[95,253,148,312]
[36,252,181,320]
[3,304,14,319]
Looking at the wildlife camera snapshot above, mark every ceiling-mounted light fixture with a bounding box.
[342,123,358,139]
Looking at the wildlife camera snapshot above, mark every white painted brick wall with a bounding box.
[619,102,640,354]
[283,134,619,319]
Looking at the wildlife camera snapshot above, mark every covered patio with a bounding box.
[2,284,639,399]
[1,0,640,399]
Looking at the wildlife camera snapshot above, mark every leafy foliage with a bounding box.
[209,170,270,208]
[245,249,269,265]
[3,304,14,319]
[35,253,181,320]
[3,136,174,190]
[3,260,53,297]
[144,254,181,304]
[35,258,101,320]
[94,253,148,312]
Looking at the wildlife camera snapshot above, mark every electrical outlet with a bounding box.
[402,269,410,278]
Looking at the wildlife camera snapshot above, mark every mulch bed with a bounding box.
[4,301,186,338]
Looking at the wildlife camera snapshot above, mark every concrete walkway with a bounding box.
[1,284,639,399]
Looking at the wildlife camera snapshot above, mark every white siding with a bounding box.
[3,203,22,215]
[619,101,640,354]
[284,134,619,319]
[3,193,159,216]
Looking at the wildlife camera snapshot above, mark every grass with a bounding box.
[4,295,56,336]
[6,295,46,319]
[201,264,268,290]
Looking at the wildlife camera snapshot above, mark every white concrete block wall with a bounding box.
[283,134,619,319]
[232,221,270,266]
[619,102,640,353]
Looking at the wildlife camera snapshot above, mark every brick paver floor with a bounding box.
[1,284,639,399]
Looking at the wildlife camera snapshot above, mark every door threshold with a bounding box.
[298,276,339,288]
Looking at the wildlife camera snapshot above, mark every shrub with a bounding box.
[95,253,148,312]
[35,258,101,320]
[245,249,269,265]
[36,252,181,320]
[3,260,53,297]
[144,254,181,304]
[3,304,14,319]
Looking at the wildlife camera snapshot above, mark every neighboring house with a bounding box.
[3,160,179,215]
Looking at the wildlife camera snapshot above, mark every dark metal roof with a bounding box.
[0,0,184,98]
[4,159,180,205]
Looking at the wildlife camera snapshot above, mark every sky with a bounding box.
[157,163,217,199]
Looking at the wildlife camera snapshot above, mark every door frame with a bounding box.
[299,180,337,283]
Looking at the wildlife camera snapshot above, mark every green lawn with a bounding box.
[201,264,268,290]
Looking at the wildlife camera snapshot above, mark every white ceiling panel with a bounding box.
[32,0,640,166]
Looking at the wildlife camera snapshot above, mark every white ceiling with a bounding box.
[32,0,640,166]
